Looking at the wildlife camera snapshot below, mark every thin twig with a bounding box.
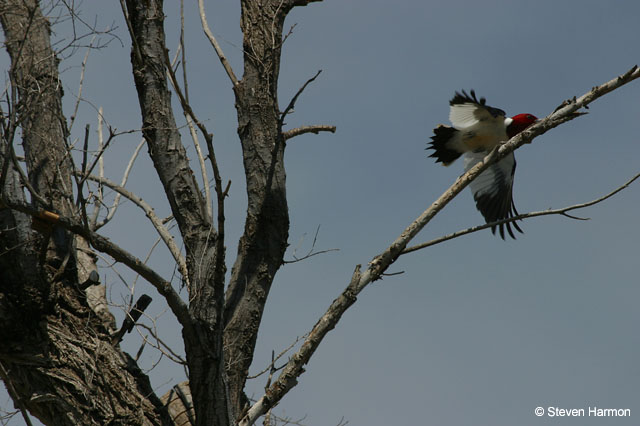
[180,0,189,102]
[162,47,227,286]
[166,10,212,223]
[0,362,34,426]
[95,138,145,229]
[119,0,143,63]
[68,34,96,132]
[77,128,115,188]
[75,171,189,286]
[197,0,238,86]
[73,124,91,227]
[185,116,212,222]
[283,225,339,264]
[6,139,48,206]
[280,70,322,125]
[136,323,187,366]
[162,47,223,221]
[89,106,105,228]
[402,171,640,254]
[247,334,308,380]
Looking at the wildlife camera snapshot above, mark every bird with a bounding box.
[427,90,538,239]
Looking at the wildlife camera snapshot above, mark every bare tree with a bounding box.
[0,1,638,426]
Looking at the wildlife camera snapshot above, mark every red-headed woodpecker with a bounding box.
[427,90,538,239]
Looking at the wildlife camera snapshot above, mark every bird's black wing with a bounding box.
[463,150,522,239]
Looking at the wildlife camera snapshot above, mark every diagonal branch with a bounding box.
[280,70,322,125]
[3,137,48,206]
[75,171,189,286]
[2,198,194,336]
[162,46,227,287]
[402,171,640,254]
[197,0,239,87]
[122,0,211,260]
[168,12,214,224]
[238,64,640,426]
[94,138,145,229]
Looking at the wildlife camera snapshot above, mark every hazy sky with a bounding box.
[2,1,639,425]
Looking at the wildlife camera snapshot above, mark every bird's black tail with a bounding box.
[427,125,462,166]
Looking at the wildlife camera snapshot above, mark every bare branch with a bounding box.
[2,198,194,336]
[162,47,224,213]
[197,0,239,87]
[122,0,213,271]
[238,65,640,426]
[179,0,188,100]
[118,0,142,63]
[165,32,213,224]
[247,334,307,380]
[136,323,188,366]
[94,138,145,229]
[186,116,212,222]
[176,1,213,223]
[162,47,227,286]
[89,106,105,228]
[68,34,96,132]
[280,70,322,125]
[283,225,339,264]
[76,171,190,286]
[239,265,361,426]
[4,138,48,206]
[0,362,34,426]
[282,125,336,140]
[77,127,116,189]
[402,171,640,254]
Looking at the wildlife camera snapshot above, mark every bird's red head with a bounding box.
[507,113,538,138]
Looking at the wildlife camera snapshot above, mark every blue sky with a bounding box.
[2,1,639,425]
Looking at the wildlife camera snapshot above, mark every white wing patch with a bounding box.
[449,103,483,129]
[449,102,506,130]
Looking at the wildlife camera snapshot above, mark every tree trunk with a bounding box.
[0,2,169,424]
[222,0,292,417]
[2,0,321,424]
[122,1,230,424]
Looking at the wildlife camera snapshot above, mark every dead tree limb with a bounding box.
[77,171,189,282]
[283,125,336,140]
[402,171,640,254]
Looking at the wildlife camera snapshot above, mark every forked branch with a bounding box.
[402,171,640,254]
[2,198,194,336]
[76,172,189,285]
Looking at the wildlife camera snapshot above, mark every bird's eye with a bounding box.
[527,114,534,120]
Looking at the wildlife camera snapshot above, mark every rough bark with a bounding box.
[2,0,323,424]
[0,1,167,424]
[0,0,71,216]
[122,1,229,424]
[222,0,294,416]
